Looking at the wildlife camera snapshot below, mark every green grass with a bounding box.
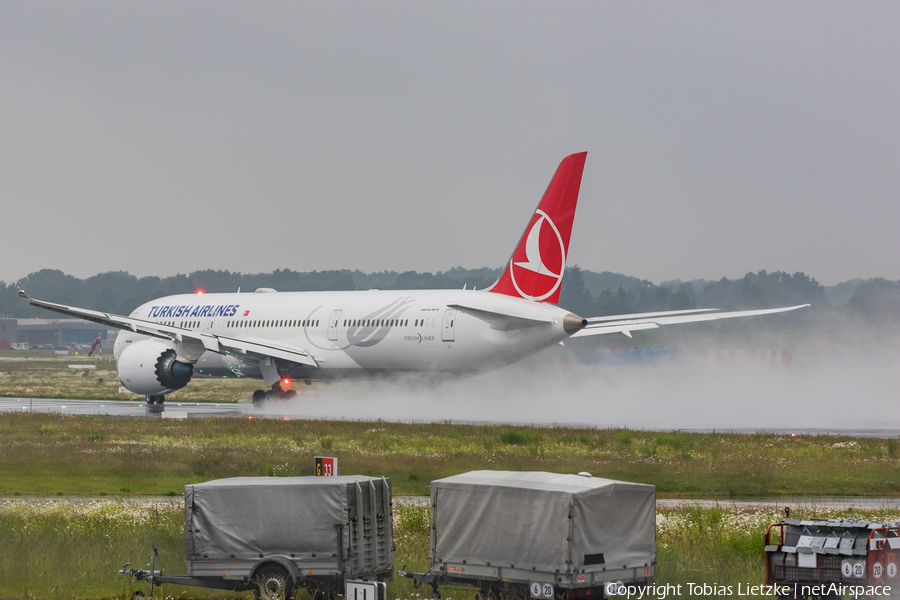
[0,499,244,600]
[1,413,899,497]
[499,429,536,445]
[3,500,898,600]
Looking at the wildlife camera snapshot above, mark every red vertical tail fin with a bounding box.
[488,152,587,303]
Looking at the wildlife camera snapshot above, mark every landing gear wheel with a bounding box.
[265,383,297,401]
[252,390,267,407]
[254,564,294,600]
[265,383,284,402]
[146,395,165,405]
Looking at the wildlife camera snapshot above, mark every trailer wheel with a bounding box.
[254,564,294,600]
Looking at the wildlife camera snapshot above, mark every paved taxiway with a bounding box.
[0,396,245,418]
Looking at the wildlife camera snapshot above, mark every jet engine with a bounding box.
[116,340,194,396]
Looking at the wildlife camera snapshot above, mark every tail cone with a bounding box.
[563,313,587,334]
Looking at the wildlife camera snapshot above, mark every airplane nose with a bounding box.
[563,313,587,334]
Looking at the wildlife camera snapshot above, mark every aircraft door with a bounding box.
[328,310,343,342]
[442,309,457,342]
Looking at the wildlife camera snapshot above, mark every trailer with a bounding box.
[764,517,900,599]
[120,476,393,600]
[402,471,656,599]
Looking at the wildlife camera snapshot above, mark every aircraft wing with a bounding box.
[17,290,318,367]
[570,304,810,338]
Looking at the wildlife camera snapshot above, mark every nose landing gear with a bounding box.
[145,394,166,415]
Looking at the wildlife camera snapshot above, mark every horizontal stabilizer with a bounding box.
[585,308,717,324]
[571,304,810,338]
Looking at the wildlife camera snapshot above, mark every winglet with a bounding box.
[488,152,587,303]
[18,290,27,300]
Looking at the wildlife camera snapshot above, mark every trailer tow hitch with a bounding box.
[118,546,163,599]
[400,565,425,589]
[398,566,415,587]
[399,566,441,599]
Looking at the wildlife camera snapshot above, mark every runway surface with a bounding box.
[1,397,899,438]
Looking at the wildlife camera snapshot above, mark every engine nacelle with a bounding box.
[116,340,194,396]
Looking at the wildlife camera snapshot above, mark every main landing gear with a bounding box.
[146,395,165,405]
[251,382,298,407]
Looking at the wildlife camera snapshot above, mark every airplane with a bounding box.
[19,152,808,406]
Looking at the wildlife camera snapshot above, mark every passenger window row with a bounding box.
[343,319,409,328]
[155,320,199,328]
[155,317,439,330]
[340,318,438,328]
[225,319,319,328]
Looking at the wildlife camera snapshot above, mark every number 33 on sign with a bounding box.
[315,457,338,476]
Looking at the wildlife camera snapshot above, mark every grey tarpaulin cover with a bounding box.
[431,471,655,573]
[185,476,388,566]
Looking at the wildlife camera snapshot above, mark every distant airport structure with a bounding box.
[0,315,117,350]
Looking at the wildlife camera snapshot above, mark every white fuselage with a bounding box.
[113,289,576,382]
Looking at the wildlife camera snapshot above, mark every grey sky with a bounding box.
[1,2,897,286]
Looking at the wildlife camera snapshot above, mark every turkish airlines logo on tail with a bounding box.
[510,209,566,301]
[487,152,586,304]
